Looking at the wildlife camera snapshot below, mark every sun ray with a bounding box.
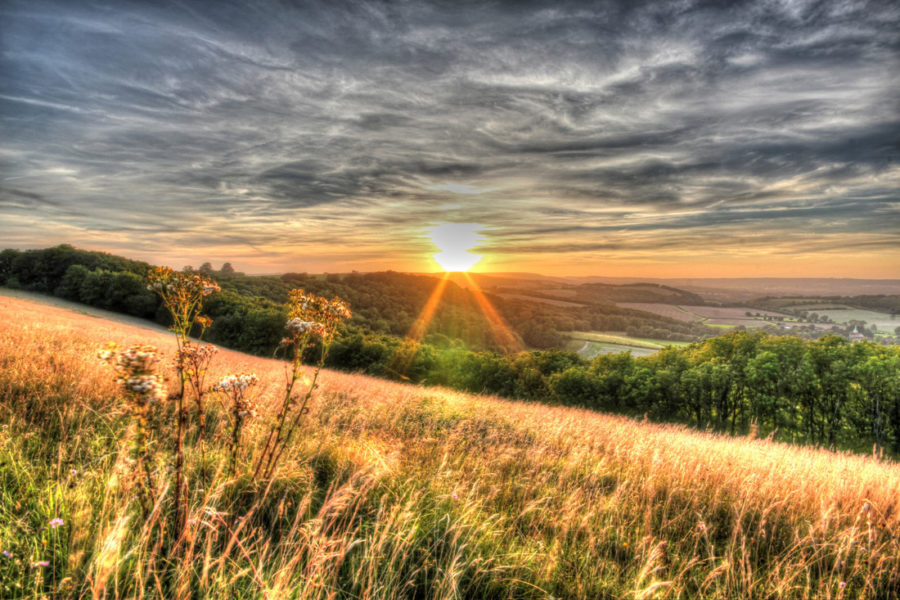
[463,272,523,354]
[407,271,450,343]
[389,272,451,378]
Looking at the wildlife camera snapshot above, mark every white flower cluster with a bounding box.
[214,373,258,419]
[98,346,118,361]
[146,267,221,298]
[325,299,352,319]
[123,374,166,404]
[114,346,161,373]
[98,343,166,405]
[178,343,217,368]
[213,373,259,393]
[286,318,327,338]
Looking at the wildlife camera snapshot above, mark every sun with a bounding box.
[428,223,484,272]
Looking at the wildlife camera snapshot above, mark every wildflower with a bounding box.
[97,342,120,362]
[451,492,459,501]
[178,342,218,435]
[1,550,11,558]
[286,319,327,338]
[32,561,50,568]
[840,581,847,589]
[147,266,220,298]
[284,290,352,345]
[213,373,259,395]
[49,518,64,529]
[253,289,351,481]
[146,266,220,339]
[214,373,258,474]
[194,315,213,329]
[101,345,166,406]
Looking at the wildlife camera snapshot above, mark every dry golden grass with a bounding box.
[1,294,898,599]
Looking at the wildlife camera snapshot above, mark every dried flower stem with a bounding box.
[253,290,350,480]
[146,266,219,535]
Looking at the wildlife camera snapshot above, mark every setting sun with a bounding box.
[429,223,484,272]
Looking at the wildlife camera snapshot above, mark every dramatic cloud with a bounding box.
[1,0,898,276]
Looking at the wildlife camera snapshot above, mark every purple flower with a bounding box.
[1,550,11,558]
[49,518,64,528]
[32,560,50,568]
[451,492,459,501]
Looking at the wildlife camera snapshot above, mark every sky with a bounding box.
[1,0,898,277]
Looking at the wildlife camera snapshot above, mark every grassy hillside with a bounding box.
[1,294,899,599]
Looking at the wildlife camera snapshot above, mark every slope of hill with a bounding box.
[2,294,898,598]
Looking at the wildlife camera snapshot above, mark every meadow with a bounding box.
[567,340,658,359]
[2,293,900,599]
[565,332,680,358]
[803,309,896,330]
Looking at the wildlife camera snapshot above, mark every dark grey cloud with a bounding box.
[0,0,898,274]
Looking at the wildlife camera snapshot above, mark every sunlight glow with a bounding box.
[429,223,484,272]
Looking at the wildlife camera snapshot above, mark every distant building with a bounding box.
[849,327,865,343]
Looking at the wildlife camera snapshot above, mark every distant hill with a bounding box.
[568,282,707,305]
[487,281,707,307]
[566,277,900,302]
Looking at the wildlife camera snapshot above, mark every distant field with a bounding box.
[569,331,665,349]
[705,318,768,327]
[495,292,586,307]
[618,302,790,327]
[615,302,697,321]
[802,308,897,328]
[567,331,689,358]
[539,288,579,299]
[681,305,790,319]
[567,339,659,358]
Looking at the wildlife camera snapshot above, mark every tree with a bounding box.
[220,262,235,275]
[0,248,19,284]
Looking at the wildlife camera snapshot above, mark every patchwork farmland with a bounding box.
[618,303,792,327]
